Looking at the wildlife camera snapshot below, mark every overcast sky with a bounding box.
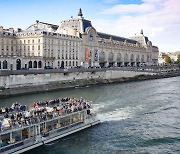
[0,0,179,52]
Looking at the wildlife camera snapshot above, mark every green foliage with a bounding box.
[0,86,5,90]
[164,55,171,63]
[177,54,180,64]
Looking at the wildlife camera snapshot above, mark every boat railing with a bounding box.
[0,135,35,153]
[0,98,98,153]
[0,109,88,135]
[44,120,84,138]
[0,112,87,153]
[0,140,24,153]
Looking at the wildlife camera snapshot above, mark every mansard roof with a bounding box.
[26,21,59,32]
[97,32,138,44]
[37,21,59,29]
[144,36,149,44]
[153,45,158,49]
[82,19,92,32]
[0,30,16,36]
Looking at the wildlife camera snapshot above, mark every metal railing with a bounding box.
[0,65,180,76]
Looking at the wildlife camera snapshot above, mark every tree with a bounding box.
[177,54,180,64]
[164,55,171,63]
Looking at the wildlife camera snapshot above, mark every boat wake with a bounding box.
[97,109,132,122]
[93,103,132,122]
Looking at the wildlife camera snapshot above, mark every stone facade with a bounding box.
[130,30,159,66]
[0,9,159,70]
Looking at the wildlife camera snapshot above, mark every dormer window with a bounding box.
[88,32,93,41]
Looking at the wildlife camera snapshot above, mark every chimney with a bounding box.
[9,28,14,33]
[17,28,22,32]
[0,26,3,32]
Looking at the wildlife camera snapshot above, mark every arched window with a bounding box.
[29,61,32,68]
[33,61,37,68]
[136,55,140,62]
[147,55,150,62]
[108,52,114,62]
[16,59,21,70]
[3,60,8,69]
[117,53,122,62]
[99,52,105,62]
[141,55,145,62]
[0,61,1,69]
[124,53,129,62]
[38,61,42,68]
[61,61,64,68]
[130,54,134,62]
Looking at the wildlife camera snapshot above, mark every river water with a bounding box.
[0,77,180,154]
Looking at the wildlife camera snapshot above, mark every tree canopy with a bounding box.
[164,55,171,63]
[177,54,180,64]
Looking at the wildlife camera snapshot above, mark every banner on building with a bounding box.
[94,50,98,61]
[85,48,89,61]
[89,50,92,57]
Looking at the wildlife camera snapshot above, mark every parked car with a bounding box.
[44,66,53,69]
[75,66,83,69]
[21,67,29,70]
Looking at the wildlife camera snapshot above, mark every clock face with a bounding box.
[89,32,93,41]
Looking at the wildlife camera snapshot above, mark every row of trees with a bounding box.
[164,54,180,64]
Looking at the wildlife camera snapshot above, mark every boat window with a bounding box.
[22,128,29,139]
[29,126,34,137]
[80,113,84,121]
[60,117,70,127]
[12,130,22,142]
[72,113,81,123]
[53,119,59,129]
[40,123,46,134]
[0,133,10,147]
[46,120,56,131]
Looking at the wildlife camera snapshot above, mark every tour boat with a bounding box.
[0,98,100,154]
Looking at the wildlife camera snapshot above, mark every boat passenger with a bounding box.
[5,107,9,113]
[4,112,9,118]
[0,121,2,131]
[10,114,15,124]
[0,138,3,147]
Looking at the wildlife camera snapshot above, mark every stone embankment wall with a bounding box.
[0,70,153,88]
[0,70,154,97]
[1,69,180,97]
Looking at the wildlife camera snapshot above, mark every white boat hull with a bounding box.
[12,118,100,154]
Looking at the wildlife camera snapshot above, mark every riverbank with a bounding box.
[0,70,180,98]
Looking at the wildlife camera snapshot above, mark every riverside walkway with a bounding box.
[0,65,179,76]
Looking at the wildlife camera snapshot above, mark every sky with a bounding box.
[0,0,180,52]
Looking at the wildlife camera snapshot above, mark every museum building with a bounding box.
[0,8,159,70]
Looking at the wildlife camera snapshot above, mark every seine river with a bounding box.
[0,77,180,154]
